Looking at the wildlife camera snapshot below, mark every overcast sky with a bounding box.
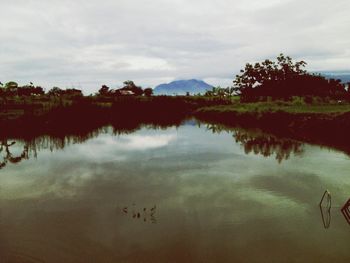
[1,0,349,94]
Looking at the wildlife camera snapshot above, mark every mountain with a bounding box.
[318,72,350,83]
[153,79,213,95]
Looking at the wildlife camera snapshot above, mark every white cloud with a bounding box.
[0,0,349,94]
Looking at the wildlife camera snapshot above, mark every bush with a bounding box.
[291,96,305,105]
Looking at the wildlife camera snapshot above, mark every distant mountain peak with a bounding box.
[154,79,213,95]
[318,72,350,83]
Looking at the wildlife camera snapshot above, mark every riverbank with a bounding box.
[0,96,230,139]
[0,95,230,121]
[2,97,350,155]
[194,102,350,155]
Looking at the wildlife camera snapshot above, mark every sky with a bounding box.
[0,0,349,94]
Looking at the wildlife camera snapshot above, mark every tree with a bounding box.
[18,85,44,96]
[0,82,4,99]
[123,80,135,87]
[5,81,18,89]
[98,85,110,96]
[233,54,346,102]
[64,88,83,98]
[234,54,307,92]
[120,80,143,96]
[224,87,235,97]
[205,86,234,98]
[144,88,153,97]
[1,81,19,96]
[48,87,63,97]
[205,87,220,97]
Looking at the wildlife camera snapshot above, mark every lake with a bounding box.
[0,120,349,263]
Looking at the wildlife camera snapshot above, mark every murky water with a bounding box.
[0,121,349,263]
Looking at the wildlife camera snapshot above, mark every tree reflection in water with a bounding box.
[206,124,304,163]
[0,118,185,170]
[234,130,304,163]
[0,119,306,170]
[0,127,109,169]
[0,140,29,169]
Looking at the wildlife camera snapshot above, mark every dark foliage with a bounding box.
[234,54,349,102]
[144,88,153,97]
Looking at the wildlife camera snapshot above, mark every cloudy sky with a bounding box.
[1,0,349,94]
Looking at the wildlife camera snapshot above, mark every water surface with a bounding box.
[1,121,350,263]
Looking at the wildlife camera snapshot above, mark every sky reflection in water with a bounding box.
[0,122,350,263]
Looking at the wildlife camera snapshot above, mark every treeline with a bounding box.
[0,80,153,100]
[0,81,83,98]
[1,54,349,103]
[97,80,153,97]
[0,81,45,97]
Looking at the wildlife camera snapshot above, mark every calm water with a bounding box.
[0,121,350,263]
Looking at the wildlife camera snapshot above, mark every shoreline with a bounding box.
[1,96,350,156]
[194,105,350,156]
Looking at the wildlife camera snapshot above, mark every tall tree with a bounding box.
[232,54,347,101]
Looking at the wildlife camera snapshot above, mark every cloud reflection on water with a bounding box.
[0,123,350,262]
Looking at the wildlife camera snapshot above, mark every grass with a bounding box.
[2,95,350,123]
[194,100,350,157]
[0,94,232,122]
[196,101,350,116]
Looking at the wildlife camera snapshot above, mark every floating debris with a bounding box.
[341,198,350,225]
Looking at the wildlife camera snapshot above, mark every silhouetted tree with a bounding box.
[119,80,143,96]
[144,88,153,97]
[48,87,63,97]
[234,54,347,102]
[5,81,18,89]
[224,87,235,97]
[98,85,110,96]
[0,81,19,96]
[205,86,220,97]
[205,86,234,98]
[16,85,44,96]
[63,88,83,98]
[123,80,135,86]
